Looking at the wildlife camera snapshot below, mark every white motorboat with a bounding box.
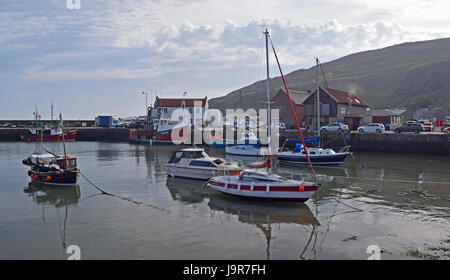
[166,148,242,180]
[225,145,269,156]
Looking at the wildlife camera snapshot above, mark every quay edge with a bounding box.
[0,128,449,156]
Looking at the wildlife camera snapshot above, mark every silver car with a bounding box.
[357,123,385,133]
[320,123,349,132]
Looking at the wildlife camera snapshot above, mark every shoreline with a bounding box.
[1,127,449,156]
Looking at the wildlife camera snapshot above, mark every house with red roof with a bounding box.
[151,96,208,126]
[303,86,369,130]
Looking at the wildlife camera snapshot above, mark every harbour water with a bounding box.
[0,142,449,259]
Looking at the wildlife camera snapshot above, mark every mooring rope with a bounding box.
[79,171,173,214]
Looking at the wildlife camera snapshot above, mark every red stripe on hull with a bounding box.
[21,131,77,142]
[209,181,319,192]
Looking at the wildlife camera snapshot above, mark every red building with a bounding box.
[270,89,311,129]
[303,87,369,130]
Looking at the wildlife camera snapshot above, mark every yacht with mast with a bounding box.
[277,58,350,165]
[208,29,321,201]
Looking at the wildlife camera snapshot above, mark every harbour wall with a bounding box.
[0,128,449,156]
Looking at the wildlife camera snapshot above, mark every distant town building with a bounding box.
[270,88,311,129]
[303,86,369,130]
[151,97,208,126]
[362,109,403,127]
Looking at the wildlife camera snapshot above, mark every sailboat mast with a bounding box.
[264,29,271,149]
[316,58,320,147]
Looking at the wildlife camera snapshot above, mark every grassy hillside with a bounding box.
[209,37,450,111]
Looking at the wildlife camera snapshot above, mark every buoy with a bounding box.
[30,174,34,179]
[299,185,305,192]
[46,176,52,181]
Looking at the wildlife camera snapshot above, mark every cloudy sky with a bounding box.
[1,0,449,119]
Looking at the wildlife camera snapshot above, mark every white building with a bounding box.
[150,97,208,126]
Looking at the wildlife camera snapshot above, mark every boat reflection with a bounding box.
[165,176,320,259]
[24,182,81,207]
[23,182,80,250]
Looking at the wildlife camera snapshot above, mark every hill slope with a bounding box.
[209,37,450,111]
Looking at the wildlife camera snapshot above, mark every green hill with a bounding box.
[209,37,450,111]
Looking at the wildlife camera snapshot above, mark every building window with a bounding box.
[306,104,313,115]
[322,104,329,115]
[163,108,168,113]
[340,107,346,114]
[189,108,193,113]
[278,106,285,113]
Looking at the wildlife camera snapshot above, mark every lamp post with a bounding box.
[142,91,148,123]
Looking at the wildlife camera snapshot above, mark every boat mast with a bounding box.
[264,29,271,152]
[315,57,320,148]
[60,114,68,169]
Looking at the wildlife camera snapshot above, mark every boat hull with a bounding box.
[225,145,268,156]
[28,169,79,187]
[208,177,320,201]
[20,130,77,142]
[277,152,350,165]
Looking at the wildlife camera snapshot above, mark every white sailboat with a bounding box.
[208,29,321,201]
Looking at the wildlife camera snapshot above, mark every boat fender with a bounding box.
[46,176,52,181]
[299,185,305,192]
[30,174,35,179]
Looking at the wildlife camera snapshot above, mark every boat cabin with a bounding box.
[291,144,336,155]
[168,149,209,163]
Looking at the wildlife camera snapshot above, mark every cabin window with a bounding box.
[189,161,215,167]
[213,159,225,165]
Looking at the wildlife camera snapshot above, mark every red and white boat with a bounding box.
[21,128,76,142]
[208,168,320,201]
[130,118,189,144]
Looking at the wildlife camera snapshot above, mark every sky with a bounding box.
[1,0,449,119]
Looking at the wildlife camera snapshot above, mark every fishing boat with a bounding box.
[20,108,76,142]
[208,29,321,201]
[276,58,350,165]
[22,114,79,186]
[167,148,242,180]
[21,128,77,142]
[130,118,189,145]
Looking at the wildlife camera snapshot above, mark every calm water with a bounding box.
[0,142,449,260]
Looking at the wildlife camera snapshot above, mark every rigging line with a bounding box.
[269,36,317,180]
[318,59,349,147]
[320,174,450,185]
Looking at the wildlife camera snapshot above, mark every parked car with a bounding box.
[394,123,424,133]
[320,123,349,132]
[422,122,433,132]
[443,127,450,134]
[357,123,385,133]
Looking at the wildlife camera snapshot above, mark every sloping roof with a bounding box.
[273,88,310,105]
[323,87,369,107]
[155,97,207,107]
[364,109,400,116]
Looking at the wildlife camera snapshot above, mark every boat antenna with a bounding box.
[60,113,68,169]
[264,28,272,173]
[269,37,317,180]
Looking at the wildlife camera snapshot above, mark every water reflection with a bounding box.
[23,183,80,251]
[165,176,320,259]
